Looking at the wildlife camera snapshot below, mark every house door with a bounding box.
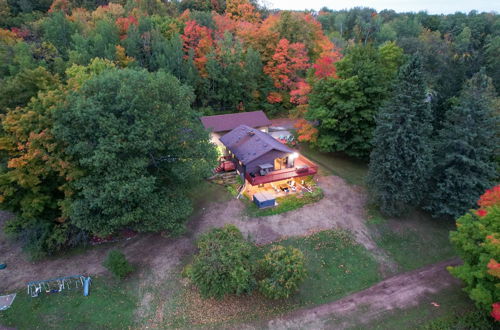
[274,156,288,170]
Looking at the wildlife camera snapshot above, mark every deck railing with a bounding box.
[245,156,317,185]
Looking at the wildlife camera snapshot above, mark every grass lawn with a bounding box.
[167,229,381,327]
[350,286,496,330]
[369,211,457,271]
[244,187,324,217]
[274,230,381,306]
[0,277,137,329]
[299,144,368,186]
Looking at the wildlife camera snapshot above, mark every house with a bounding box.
[219,125,317,193]
[200,111,271,150]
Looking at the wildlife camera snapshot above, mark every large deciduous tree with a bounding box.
[54,68,217,236]
[367,55,433,216]
[307,42,403,158]
[0,59,115,258]
[423,70,498,219]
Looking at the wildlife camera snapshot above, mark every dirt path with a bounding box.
[0,174,395,293]
[196,175,397,275]
[248,258,462,330]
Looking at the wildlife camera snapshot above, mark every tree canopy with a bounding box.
[54,68,216,235]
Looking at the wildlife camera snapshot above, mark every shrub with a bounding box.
[5,219,88,260]
[103,250,133,279]
[189,225,255,299]
[258,245,307,299]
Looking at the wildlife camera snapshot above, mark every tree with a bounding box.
[0,66,59,114]
[257,245,307,299]
[70,18,120,65]
[188,225,256,299]
[423,70,498,219]
[54,69,217,236]
[367,55,433,216]
[307,43,402,158]
[0,59,115,259]
[485,36,500,91]
[41,11,77,59]
[181,19,213,76]
[448,186,500,319]
[264,38,309,91]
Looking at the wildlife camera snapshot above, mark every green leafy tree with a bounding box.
[188,225,256,299]
[0,59,115,259]
[70,19,120,65]
[448,192,500,315]
[367,55,433,216]
[0,66,59,114]
[307,43,403,158]
[485,36,500,91]
[257,245,307,299]
[423,70,498,219]
[54,68,217,236]
[41,11,78,59]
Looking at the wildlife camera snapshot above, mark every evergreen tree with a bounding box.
[367,55,433,216]
[423,70,498,219]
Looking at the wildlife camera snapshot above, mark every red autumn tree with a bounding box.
[313,48,342,79]
[182,20,214,76]
[116,16,138,40]
[295,119,318,143]
[492,303,500,321]
[290,80,311,105]
[478,185,500,209]
[264,38,309,90]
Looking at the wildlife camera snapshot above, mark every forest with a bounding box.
[0,0,498,261]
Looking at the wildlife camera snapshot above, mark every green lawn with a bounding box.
[267,230,381,306]
[299,144,368,186]
[349,286,495,330]
[0,277,137,329]
[370,211,457,271]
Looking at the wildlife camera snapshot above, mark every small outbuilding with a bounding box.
[253,191,276,209]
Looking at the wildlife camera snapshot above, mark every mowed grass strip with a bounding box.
[265,229,381,307]
[0,277,137,329]
[299,144,368,186]
[370,212,456,272]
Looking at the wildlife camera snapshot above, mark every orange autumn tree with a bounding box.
[182,20,214,76]
[264,38,309,91]
[0,59,115,258]
[295,119,318,143]
[225,0,260,23]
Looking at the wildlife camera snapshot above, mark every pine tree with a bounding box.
[367,55,433,216]
[423,69,498,219]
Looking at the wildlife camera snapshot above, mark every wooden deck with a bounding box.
[245,155,317,186]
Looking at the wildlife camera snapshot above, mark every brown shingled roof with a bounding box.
[200,111,271,133]
[220,125,292,165]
